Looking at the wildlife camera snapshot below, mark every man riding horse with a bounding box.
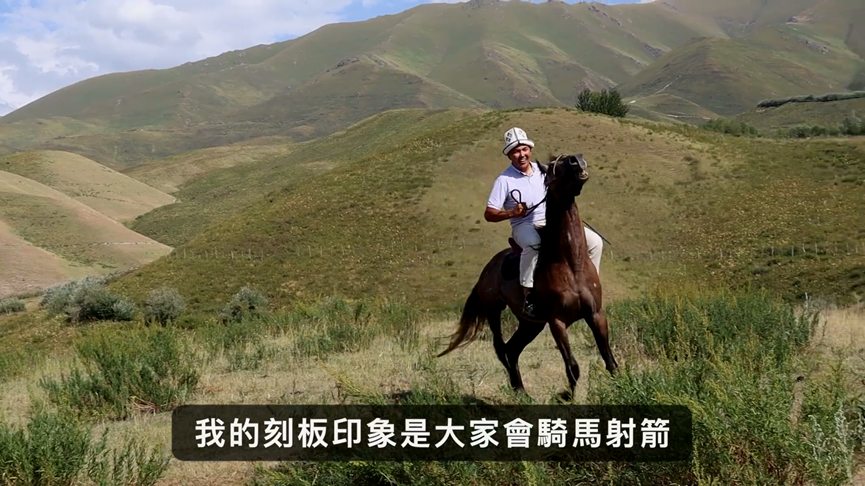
[485,127,603,319]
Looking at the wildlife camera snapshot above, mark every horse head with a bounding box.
[538,153,589,201]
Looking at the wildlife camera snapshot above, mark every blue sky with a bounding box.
[0,0,648,115]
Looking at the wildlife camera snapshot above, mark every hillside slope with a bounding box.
[110,108,865,312]
[0,170,172,296]
[0,1,720,146]
[736,96,865,130]
[0,151,175,222]
[127,108,482,248]
[0,220,93,299]
[619,30,864,117]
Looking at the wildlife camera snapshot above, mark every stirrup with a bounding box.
[522,293,538,319]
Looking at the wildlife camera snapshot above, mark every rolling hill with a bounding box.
[0,168,173,298]
[126,108,482,247]
[0,0,725,159]
[0,150,175,222]
[109,107,865,312]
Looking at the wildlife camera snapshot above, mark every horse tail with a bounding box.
[438,284,487,357]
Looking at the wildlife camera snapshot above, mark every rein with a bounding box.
[509,188,546,217]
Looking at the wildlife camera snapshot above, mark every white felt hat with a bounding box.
[502,127,534,155]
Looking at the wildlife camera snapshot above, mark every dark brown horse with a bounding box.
[437,153,618,399]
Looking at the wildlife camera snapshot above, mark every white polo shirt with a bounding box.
[486,161,547,228]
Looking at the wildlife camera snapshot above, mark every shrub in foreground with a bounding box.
[40,277,136,323]
[258,290,862,486]
[143,287,186,325]
[0,297,25,314]
[39,327,200,420]
[0,406,169,486]
[219,286,269,323]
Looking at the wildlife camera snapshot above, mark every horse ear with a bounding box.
[573,153,588,170]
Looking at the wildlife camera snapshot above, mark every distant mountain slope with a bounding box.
[0,219,92,299]
[0,1,721,142]
[0,170,172,280]
[0,150,175,222]
[736,96,865,130]
[618,27,864,116]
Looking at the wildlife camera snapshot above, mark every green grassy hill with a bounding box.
[618,30,864,117]
[0,1,721,153]
[110,107,865,313]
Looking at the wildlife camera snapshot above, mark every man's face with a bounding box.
[507,145,532,170]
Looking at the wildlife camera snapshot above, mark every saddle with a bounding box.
[502,238,523,280]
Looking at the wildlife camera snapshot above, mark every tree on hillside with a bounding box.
[575,88,629,118]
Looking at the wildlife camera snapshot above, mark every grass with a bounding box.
[246,289,864,485]
[2,274,864,485]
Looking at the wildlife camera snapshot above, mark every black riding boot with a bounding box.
[522,290,538,319]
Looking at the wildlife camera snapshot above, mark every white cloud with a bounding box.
[0,0,354,115]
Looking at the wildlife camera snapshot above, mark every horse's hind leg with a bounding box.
[549,318,580,401]
[486,307,509,371]
[504,319,544,393]
[586,309,618,375]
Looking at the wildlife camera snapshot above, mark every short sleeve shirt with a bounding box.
[486,161,547,228]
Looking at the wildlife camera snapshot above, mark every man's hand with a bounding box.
[511,203,526,218]
[484,204,527,222]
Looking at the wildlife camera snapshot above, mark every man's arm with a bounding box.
[484,204,525,223]
[485,176,525,222]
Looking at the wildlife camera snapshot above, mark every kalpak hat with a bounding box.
[502,127,534,155]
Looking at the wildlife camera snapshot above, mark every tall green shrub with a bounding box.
[575,88,629,117]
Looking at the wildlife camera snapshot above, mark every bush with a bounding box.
[842,116,864,136]
[219,286,269,323]
[0,405,169,486]
[575,88,629,117]
[0,297,25,314]
[701,118,760,137]
[40,277,136,323]
[143,287,186,325]
[39,327,200,420]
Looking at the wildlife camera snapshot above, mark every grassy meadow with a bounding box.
[1,279,863,486]
[1,102,864,485]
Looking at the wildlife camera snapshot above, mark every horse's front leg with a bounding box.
[585,309,618,375]
[549,318,580,401]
